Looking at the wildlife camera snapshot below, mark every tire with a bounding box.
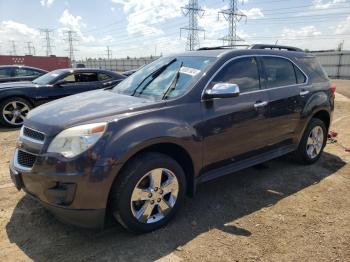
[0,97,32,127]
[110,152,187,233]
[294,118,327,164]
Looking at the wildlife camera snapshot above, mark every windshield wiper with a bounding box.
[131,58,177,96]
[162,62,183,100]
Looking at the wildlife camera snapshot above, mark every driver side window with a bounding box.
[209,57,261,93]
[64,74,76,83]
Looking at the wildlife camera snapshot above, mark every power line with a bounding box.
[64,30,79,63]
[40,28,54,56]
[218,0,247,47]
[180,0,205,51]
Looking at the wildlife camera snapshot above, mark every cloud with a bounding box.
[0,21,40,54]
[110,7,115,12]
[281,25,321,39]
[242,8,264,19]
[335,15,350,34]
[312,0,347,9]
[111,0,186,36]
[40,0,55,7]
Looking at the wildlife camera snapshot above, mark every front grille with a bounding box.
[23,127,45,142]
[17,150,37,168]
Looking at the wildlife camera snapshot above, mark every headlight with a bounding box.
[47,123,107,158]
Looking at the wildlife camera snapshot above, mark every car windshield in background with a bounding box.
[32,70,64,85]
[112,56,215,100]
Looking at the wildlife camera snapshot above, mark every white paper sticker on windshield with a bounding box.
[179,67,200,76]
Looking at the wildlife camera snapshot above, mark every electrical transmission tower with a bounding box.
[180,0,205,51]
[40,28,54,56]
[25,42,36,55]
[218,0,247,47]
[9,40,17,55]
[106,46,113,70]
[64,30,79,63]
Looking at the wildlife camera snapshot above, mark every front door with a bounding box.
[200,56,271,169]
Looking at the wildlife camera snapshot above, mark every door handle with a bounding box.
[254,101,268,108]
[300,90,310,96]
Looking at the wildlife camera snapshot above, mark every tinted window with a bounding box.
[99,73,111,81]
[262,57,297,88]
[296,57,328,82]
[0,68,12,78]
[64,73,99,83]
[210,57,260,93]
[16,68,40,77]
[294,65,306,84]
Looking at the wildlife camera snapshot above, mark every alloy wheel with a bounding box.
[2,101,30,126]
[306,126,324,159]
[130,168,179,224]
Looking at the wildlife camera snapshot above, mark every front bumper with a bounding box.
[9,153,121,229]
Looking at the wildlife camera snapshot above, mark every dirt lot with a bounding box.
[0,80,349,262]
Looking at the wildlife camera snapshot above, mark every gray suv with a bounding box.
[9,45,335,233]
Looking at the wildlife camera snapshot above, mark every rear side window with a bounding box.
[295,66,306,84]
[262,57,297,88]
[99,73,112,81]
[296,57,328,82]
[0,68,12,78]
[210,57,260,93]
[16,68,41,77]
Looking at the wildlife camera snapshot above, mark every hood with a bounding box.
[25,89,156,135]
[0,81,37,90]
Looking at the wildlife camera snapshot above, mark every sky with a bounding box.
[0,0,350,60]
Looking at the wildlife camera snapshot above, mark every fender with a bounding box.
[0,90,35,105]
[100,115,201,171]
[295,90,332,144]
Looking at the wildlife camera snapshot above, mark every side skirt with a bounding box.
[196,144,296,184]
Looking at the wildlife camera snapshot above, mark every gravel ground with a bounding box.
[0,81,349,262]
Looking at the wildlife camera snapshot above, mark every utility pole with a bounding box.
[25,42,35,55]
[106,46,112,70]
[9,40,17,55]
[64,30,78,65]
[40,28,54,56]
[180,0,205,51]
[218,0,247,47]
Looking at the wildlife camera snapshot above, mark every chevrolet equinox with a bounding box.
[10,45,335,233]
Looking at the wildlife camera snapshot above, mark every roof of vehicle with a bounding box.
[0,65,48,72]
[175,45,313,59]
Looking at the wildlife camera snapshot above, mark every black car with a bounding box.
[0,68,125,127]
[0,65,47,83]
[10,45,334,233]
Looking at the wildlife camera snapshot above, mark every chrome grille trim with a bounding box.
[20,126,46,145]
[13,149,36,172]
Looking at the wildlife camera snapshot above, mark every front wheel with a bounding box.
[110,152,186,233]
[294,118,327,164]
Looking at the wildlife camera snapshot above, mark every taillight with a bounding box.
[330,83,336,97]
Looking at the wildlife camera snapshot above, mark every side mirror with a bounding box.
[204,83,240,99]
[54,79,67,86]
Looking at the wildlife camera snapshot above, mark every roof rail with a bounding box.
[249,44,303,52]
[197,45,249,51]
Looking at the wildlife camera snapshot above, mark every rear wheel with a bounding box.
[294,118,327,164]
[110,152,186,233]
[0,97,32,127]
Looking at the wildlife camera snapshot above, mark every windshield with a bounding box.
[33,70,63,85]
[112,56,215,100]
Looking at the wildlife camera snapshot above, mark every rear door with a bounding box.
[260,56,307,146]
[200,56,272,168]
